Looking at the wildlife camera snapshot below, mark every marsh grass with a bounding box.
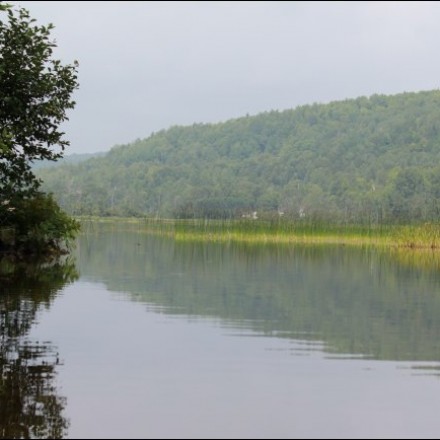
[124,218,440,249]
[76,217,440,249]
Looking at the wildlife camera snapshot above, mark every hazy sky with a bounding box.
[14,1,440,154]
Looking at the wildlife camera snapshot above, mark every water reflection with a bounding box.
[77,223,440,363]
[0,257,78,439]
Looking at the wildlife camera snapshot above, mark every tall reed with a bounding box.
[134,218,440,249]
[76,217,440,249]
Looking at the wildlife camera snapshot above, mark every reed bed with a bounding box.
[75,217,440,249]
[132,218,440,249]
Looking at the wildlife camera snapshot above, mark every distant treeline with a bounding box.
[32,152,105,170]
[38,90,440,223]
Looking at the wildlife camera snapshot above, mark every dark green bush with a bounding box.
[0,193,80,255]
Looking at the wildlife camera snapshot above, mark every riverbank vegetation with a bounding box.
[0,194,80,257]
[78,217,440,250]
[0,3,79,257]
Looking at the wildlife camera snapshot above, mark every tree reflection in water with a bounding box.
[0,257,78,439]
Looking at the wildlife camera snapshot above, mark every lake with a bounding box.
[2,221,440,439]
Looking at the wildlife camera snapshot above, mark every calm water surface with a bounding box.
[2,222,440,438]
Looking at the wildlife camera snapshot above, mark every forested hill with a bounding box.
[38,90,440,223]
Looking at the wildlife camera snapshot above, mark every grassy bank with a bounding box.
[78,217,440,249]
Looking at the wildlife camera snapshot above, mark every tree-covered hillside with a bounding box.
[38,90,440,223]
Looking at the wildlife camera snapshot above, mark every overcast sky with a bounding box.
[13,1,440,154]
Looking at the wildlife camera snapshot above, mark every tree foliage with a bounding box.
[0,3,80,254]
[0,2,78,198]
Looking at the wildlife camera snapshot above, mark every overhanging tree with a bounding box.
[0,2,80,253]
[0,2,78,199]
